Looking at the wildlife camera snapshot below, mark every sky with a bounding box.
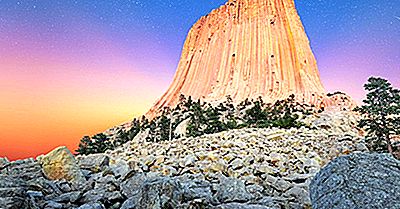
[1,0,399,160]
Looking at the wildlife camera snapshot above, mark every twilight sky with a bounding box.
[1,0,399,160]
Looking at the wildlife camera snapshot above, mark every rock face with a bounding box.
[310,153,400,209]
[147,0,341,118]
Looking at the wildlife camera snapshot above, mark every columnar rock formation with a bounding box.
[148,0,338,117]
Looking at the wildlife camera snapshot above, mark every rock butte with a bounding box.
[147,0,353,118]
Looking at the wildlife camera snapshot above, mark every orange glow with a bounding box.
[0,60,168,160]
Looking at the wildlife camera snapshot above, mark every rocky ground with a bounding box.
[0,110,368,209]
[310,153,400,209]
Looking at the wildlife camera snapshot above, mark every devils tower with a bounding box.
[148,0,342,117]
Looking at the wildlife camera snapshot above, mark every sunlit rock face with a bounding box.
[148,0,348,118]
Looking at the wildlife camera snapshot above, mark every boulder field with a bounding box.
[1,110,387,209]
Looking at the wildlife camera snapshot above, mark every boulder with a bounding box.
[215,176,253,203]
[134,177,183,209]
[215,203,277,209]
[109,159,130,178]
[310,153,400,209]
[180,178,213,204]
[1,158,43,181]
[44,200,64,208]
[283,186,311,206]
[174,118,190,138]
[0,176,30,209]
[78,154,110,173]
[37,146,86,186]
[120,172,147,197]
[0,157,9,168]
[76,202,105,209]
[120,196,137,209]
[53,191,81,203]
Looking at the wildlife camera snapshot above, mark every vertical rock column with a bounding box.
[147,0,328,118]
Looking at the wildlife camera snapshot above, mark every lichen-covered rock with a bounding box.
[310,153,400,209]
[37,146,86,186]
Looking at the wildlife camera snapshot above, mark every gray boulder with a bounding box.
[310,153,400,209]
[78,154,110,173]
[109,159,130,179]
[215,203,276,209]
[53,191,81,203]
[1,158,42,181]
[215,176,253,203]
[120,172,147,197]
[134,177,183,209]
[0,157,9,168]
[0,176,31,209]
[179,177,213,206]
[76,202,105,209]
[120,196,138,209]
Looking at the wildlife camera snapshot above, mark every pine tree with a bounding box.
[127,118,142,140]
[76,136,93,155]
[269,95,304,128]
[356,77,400,153]
[92,133,110,153]
[187,100,206,137]
[221,95,238,129]
[244,97,270,128]
[140,116,149,131]
[204,104,226,134]
[146,120,157,142]
[114,129,129,147]
[157,110,172,141]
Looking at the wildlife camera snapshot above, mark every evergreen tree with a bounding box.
[114,129,129,147]
[92,133,110,153]
[184,96,194,110]
[146,120,157,142]
[76,133,111,155]
[157,110,172,141]
[269,95,304,128]
[128,118,142,139]
[204,104,226,134]
[76,136,93,155]
[222,95,238,129]
[244,97,270,128]
[187,100,206,137]
[140,116,149,130]
[356,77,400,153]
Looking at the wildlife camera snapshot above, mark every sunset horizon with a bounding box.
[1,0,399,160]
